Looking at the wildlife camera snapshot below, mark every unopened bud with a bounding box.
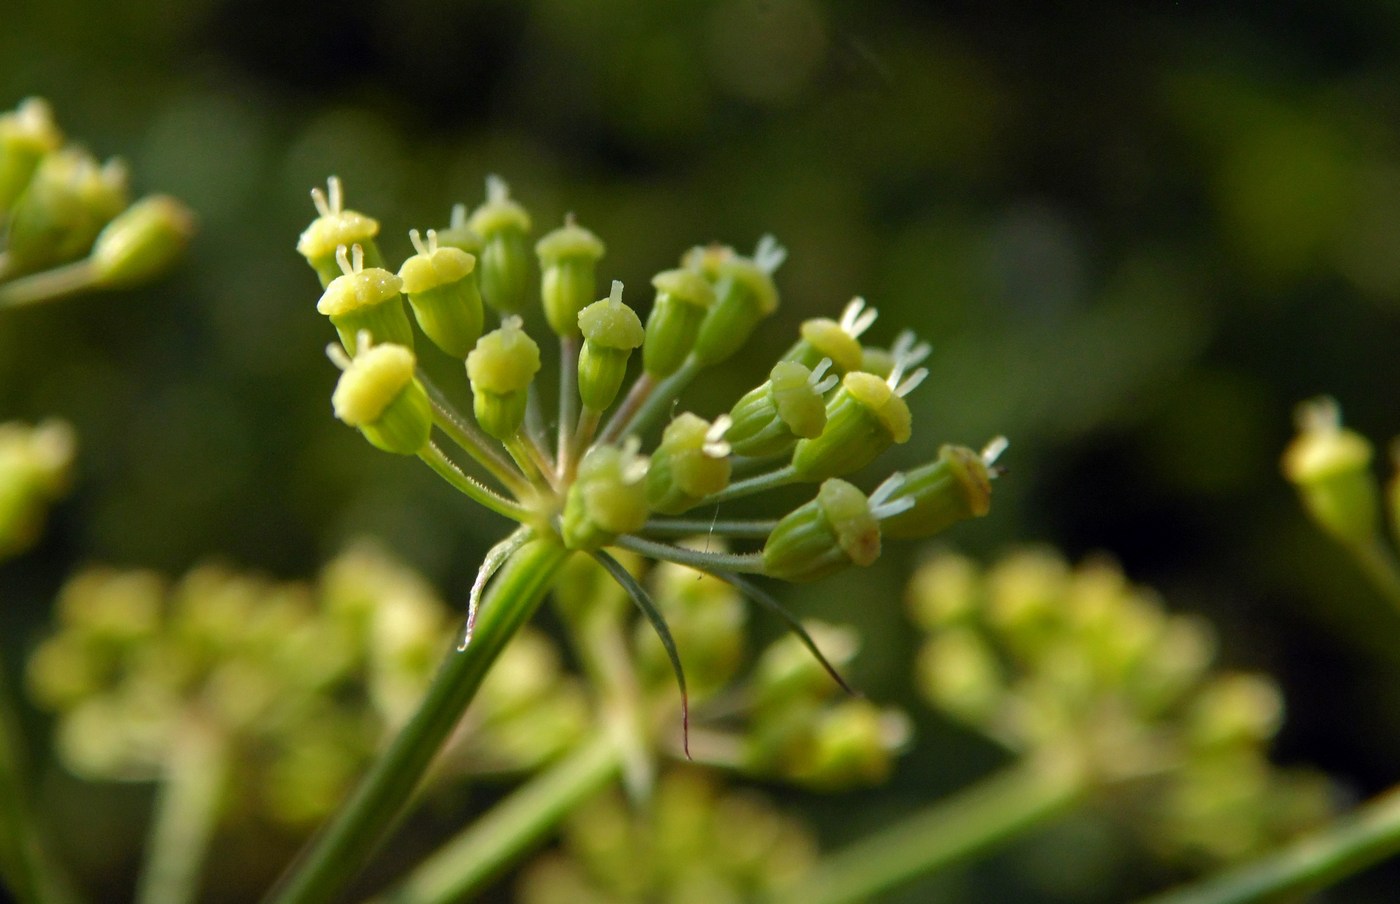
[645,413,732,515]
[297,177,383,287]
[577,281,644,411]
[316,245,414,354]
[0,97,63,216]
[6,148,128,273]
[642,267,716,377]
[562,440,650,550]
[89,195,195,288]
[398,229,484,359]
[331,342,431,454]
[468,175,532,314]
[691,235,784,365]
[1281,397,1380,548]
[465,316,541,439]
[537,216,605,337]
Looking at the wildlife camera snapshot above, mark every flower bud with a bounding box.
[788,700,910,789]
[751,621,859,708]
[1186,673,1284,751]
[536,216,605,337]
[562,440,650,550]
[468,175,532,314]
[646,413,733,515]
[690,236,784,366]
[577,281,644,411]
[5,148,128,273]
[0,419,76,558]
[465,316,541,439]
[763,479,884,583]
[398,229,484,359]
[878,440,1000,540]
[1281,397,1380,548]
[88,195,196,288]
[0,97,63,217]
[783,298,878,376]
[297,177,384,287]
[642,267,716,377]
[316,245,414,355]
[331,341,432,455]
[433,202,484,256]
[726,360,834,458]
[791,371,915,482]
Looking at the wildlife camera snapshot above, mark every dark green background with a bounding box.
[5,1,1400,900]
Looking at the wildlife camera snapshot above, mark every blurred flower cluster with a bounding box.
[909,548,1333,863]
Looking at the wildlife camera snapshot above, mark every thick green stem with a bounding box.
[1137,781,1400,904]
[777,752,1085,904]
[136,717,227,904]
[263,539,572,904]
[373,731,620,904]
[618,357,702,442]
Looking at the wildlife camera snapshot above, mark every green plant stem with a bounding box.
[136,716,227,904]
[0,660,77,904]
[557,335,578,476]
[615,534,766,574]
[416,370,526,496]
[371,731,620,904]
[0,260,97,309]
[418,443,531,522]
[619,356,703,442]
[698,464,799,508]
[777,753,1086,904]
[1350,537,1400,612]
[264,539,572,904]
[596,371,656,446]
[641,517,778,539]
[1137,781,1400,904]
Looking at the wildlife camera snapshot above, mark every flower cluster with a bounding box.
[0,98,194,309]
[25,543,585,828]
[298,175,1002,716]
[0,418,75,560]
[908,548,1333,863]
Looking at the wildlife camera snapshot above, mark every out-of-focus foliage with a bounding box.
[6,1,1400,901]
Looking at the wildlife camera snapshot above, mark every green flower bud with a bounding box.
[5,148,128,273]
[1281,397,1380,548]
[398,229,484,359]
[577,280,644,411]
[726,360,835,458]
[0,97,63,217]
[433,202,484,256]
[88,195,196,288]
[1187,673,1284,751]
[691,235,785,366]
[297,177,384,287]
[562,440,650,550]
[465,316,541,439]
[642,267,716,377]
[331,340,432,455]
[789,700,911,789]
[536,215,605,337]
[764,477,910,583]
[468,175,532,314]
[791,368,919,482]
[646,413,733,515]
[783,298,878,376]
[0,419,76,559]
[878,439,1002,540]
[316,244,414,354]
[751,621,859,708]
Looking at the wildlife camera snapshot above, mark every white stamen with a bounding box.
[982,436,1009,467]
[753,234,788,274]
[310,186,330,218]
[334,244,353,277]
[354,329,374,353]
[486,174,509,203]
[869,471,906,509]
[886,330,931,389]
[565,211,577,227]
[450,202,467,229]
[895,367,928,398]
[501,315,524,332]
[609,280,624,304]
[409,228,429,257]
[327,176,343,214]
[839,297,879,338]
[703,415,733,458]
[426,228,439,254]
[324,342,353,371]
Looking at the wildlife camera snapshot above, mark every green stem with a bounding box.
[557,336,579,477]
[777,753,1086,904]
[418,443,532,522]
[0,260,98,309]
[0,660,78,904]
[596,371,656,446]
[566,407,601,483]
[698,464,799,508]
[1136,781,1400,904]
[263,539,572,904]
[615,534,766,574]
[135,717,227,904]
[417,370,526,496]
[641,517,778,539]
[372,731,620,904]
[1350,537,1400,613]
[619,356,703,442]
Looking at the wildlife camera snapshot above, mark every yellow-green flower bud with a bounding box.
[0,419,76,559]
[316,245,414,354]
[562,440,650,550]
[1187,673,1284,751]
[536,215,605,337]
[691,235,785,366]
[465,316,541,439]
[642,267,716,377]
[1281,397,1380,548]
[331,341,431,454]
[0,97,63,217]
[297,177,384,287]
[468,175,532,314]
[879,439,1001,540]
[398,229,484,359]
[791,370,917,482]
[433,202,483,256]
[5,148,128,273]
[783,298,878,376]
[763,478,888,583]
[727,360,835,458]
[646,413,733,515]
[789,700,910,789]
[577,280,643,411]
[88,195,195,288]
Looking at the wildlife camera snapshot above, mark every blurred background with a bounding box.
[5,0,1400,900]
